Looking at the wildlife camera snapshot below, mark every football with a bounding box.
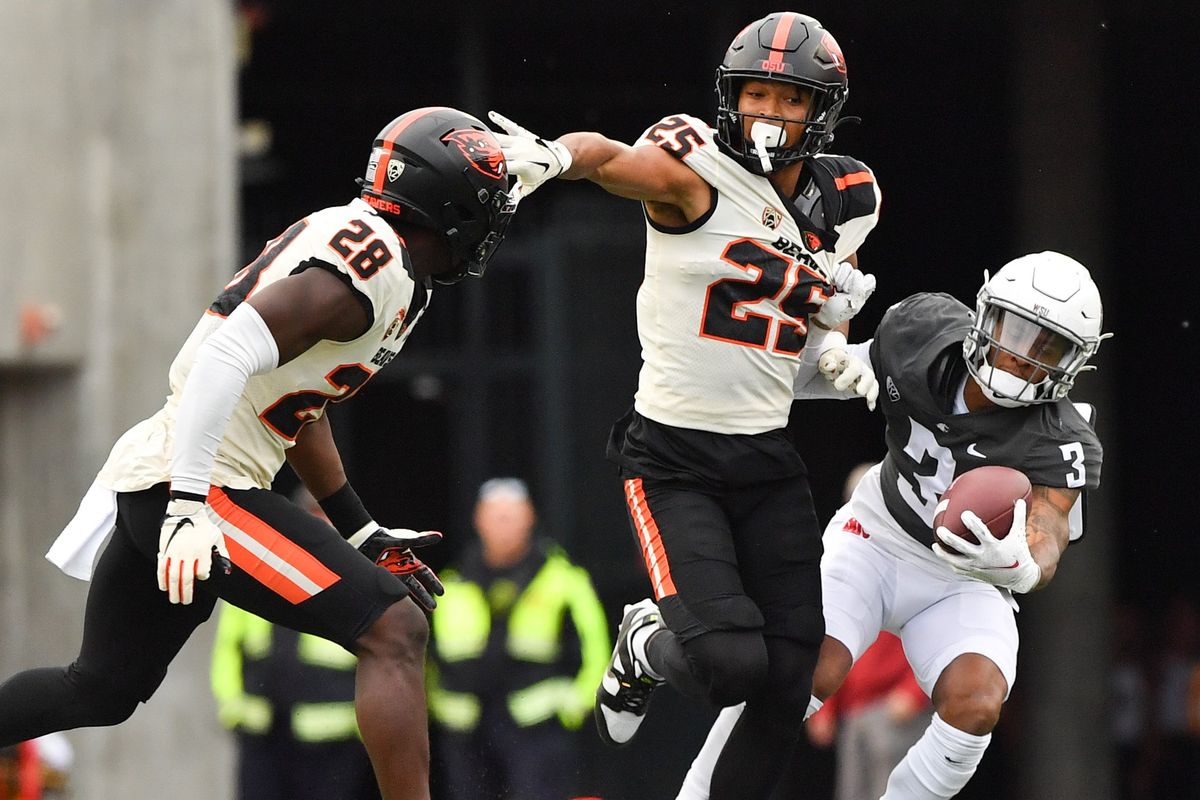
[933,466,1032,549]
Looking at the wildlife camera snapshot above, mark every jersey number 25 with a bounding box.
[700,239,830,355]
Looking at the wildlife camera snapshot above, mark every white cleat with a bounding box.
[595,599,665,747]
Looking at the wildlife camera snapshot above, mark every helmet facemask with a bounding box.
[965,304,1087,406]
[434,182,518,285]
[713,13,850,175]
[963,253,1107,408]
[715,73,847,174]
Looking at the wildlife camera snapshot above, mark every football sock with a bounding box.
[881,712,990,799]
[633,627,666,681]
[675,704,744,800]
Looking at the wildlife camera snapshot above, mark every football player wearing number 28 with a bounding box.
[0,107,519,800]
[679,251,1108,800]
[491,12,881,799]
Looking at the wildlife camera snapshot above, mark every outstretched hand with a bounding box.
[488,111,573,199]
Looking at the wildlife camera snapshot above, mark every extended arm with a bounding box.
[488,111,711,223]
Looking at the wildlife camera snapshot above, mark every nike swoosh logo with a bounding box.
[164,518,193,551]
[966,443,986,458]
[981,560,1021,570]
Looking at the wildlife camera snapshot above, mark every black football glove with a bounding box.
[355,528,444,611]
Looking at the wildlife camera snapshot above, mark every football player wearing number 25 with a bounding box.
[680,251,1108,800]
[492,12,881,800]
[0,107,519,800]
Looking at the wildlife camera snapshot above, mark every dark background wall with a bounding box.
[236,1,1199,797]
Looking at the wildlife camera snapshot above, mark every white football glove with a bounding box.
[932,498,1041,594]
[158,498,230,605]
[487,111,572,199]
[812,261,876,329]
[815,331,879,410]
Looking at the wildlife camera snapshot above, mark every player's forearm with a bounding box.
[286,414,350,501]
[557,132,628,181]
[1026,485,1074,589]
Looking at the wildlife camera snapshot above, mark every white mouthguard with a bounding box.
[750,121,785,173]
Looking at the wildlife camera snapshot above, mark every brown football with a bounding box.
[933,465,1032,550]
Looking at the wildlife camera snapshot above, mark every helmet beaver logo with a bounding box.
[441,129,507,181]
[820,32,847,74]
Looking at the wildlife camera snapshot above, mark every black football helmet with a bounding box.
[359,107,516,284]
[715,12,849,174]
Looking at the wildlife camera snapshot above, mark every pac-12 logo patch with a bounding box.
[442,129,507,180]
[762,206,783,230]
[387,160,405,181]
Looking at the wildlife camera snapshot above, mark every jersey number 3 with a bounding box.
[700,239,829,355]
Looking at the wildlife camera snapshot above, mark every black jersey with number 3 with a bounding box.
[870,293,1103,547]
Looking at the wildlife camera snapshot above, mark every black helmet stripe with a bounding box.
[370,106,454,196]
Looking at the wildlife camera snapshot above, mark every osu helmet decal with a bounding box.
[442,128,507,181]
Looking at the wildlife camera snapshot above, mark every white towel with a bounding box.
[45,480,118,581]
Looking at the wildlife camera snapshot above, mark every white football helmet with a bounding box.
[963,251,1107,407]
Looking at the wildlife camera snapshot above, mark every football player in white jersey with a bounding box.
[0,107,518,800]
[677,252,1107,800]
[490,12,881,798]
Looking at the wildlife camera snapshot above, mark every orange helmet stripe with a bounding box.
[371,105,455,195]
[762,13,796,72]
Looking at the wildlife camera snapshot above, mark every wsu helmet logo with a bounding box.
[442,129,506,180]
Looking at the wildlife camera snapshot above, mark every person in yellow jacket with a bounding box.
[210,488,379,800]
[428,478,610,800]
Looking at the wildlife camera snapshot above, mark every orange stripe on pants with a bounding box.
[208,488,340,604]
[624,478,677,599]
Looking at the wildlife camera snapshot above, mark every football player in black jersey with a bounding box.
[489,13,881,799]
[0,108,517,800]
[679,251,1107,800]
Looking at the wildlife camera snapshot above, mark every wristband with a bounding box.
[318,482,373,538]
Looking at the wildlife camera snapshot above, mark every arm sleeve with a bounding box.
[170,302,280,496]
